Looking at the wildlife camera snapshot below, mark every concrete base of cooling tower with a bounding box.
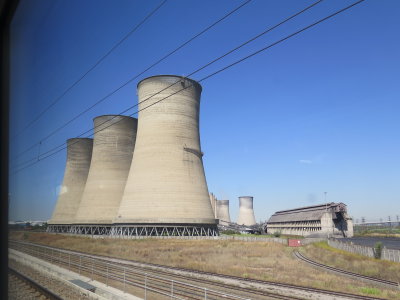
[110,224,219,237]
[47,224,112,235]
[47,224,219,237]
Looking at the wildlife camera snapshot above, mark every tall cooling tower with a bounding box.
[237,196,256,226]
[216,200,231,223]
[115,75,216,235]
[74,115,137,225]
[48,138,93,226]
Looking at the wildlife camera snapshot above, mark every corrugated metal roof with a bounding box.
[268,202,346,223]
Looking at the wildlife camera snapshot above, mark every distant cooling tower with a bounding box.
[48,138,93,226]
[74,115,137,225]
[115,75,217,236]
[209,193,217,218]
[237,196,256,226]
[216,200,231,223]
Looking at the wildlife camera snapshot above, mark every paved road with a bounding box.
[340,237,400,250]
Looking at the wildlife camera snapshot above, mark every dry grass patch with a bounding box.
[303,241,400,283]
[9,232,400,299]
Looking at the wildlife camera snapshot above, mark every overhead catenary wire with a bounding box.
[12,0,317,167]
[11,0,320,171]
[11,0,365,175]
[11,0,167,147]
[11,0,253,163]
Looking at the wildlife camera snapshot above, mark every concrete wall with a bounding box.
[116,75,215,225]
[320,212,334,235]
[237,196,256,226]
[346,218,354,237]
[75,116,137,224]
[49,138,93,225]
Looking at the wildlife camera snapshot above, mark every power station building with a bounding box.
[265,202,354,237]
[48,138,93,230]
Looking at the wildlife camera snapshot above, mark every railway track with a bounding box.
[10,241,295,300]
[10,240,390,300]
[8,267,63,300]
[294,250,399,289]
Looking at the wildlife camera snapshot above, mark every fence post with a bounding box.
[204,287,207,300]
[144,273,147,300]
[79,256,81,275]
[91,258,94,280]
[123,267,126,292]
[68,253,70,270]
[171,280,174,299]
[106,263,109,286]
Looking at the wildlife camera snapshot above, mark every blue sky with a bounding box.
[9,0,400,223]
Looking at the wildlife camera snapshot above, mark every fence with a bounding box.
[61,232,288,244]
[382,248,400,262]
[10,241,250,300]
[328,239,400,263]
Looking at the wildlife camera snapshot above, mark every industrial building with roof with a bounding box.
[265,202,353,237]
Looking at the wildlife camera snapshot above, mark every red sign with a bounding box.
[288,239,302,247]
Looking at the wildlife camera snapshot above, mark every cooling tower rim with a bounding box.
[217,200,229,204]
[239,196,254,198]
[137,74,202,92]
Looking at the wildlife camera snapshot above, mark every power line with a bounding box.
[11,0,319,170]
[11,0,365,175]
[12,0,168,141]
[11,0,252,163]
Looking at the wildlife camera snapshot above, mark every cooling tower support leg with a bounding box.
[110,225,219,237]
[47,225,112,235]
[47,224,218,237]
[47,225,71,233]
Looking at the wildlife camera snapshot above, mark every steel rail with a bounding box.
[10,241,251,300]
[10,241,296,299]
[8,267,63,300]
[10,240,390,300]
[294,251,399,289]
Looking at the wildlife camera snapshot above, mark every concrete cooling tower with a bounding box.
[209,193,217,218]
[74,115,137,228]
[115,75,217,236]
[237,196,256,226]
[48,138,93,231]
[216,200,231,223]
